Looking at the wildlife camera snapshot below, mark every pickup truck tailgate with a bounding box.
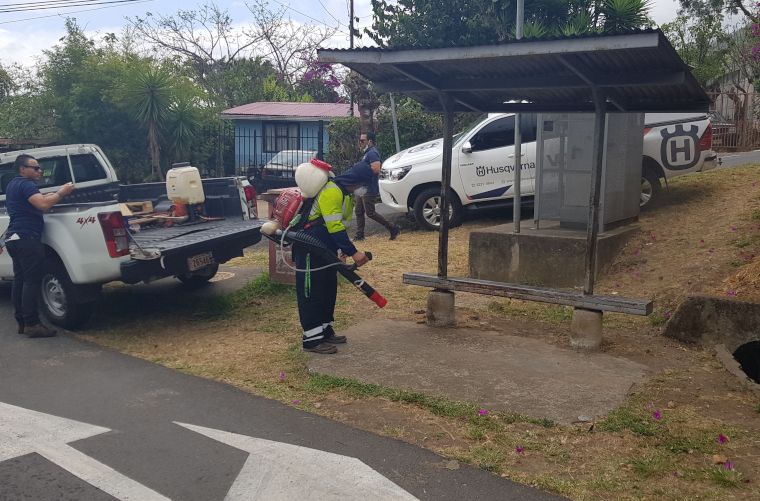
[121,218,264,284]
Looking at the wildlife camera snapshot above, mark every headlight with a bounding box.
[383,165,412,181]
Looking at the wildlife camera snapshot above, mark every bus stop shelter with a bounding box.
[318,29,709,348]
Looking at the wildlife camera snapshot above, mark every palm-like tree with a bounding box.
[122,65,173,180]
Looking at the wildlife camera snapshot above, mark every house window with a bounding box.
[264,122,300,153]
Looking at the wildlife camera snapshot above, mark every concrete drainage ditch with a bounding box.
[664,295,760,389]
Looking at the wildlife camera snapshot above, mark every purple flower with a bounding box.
[724,461,734,470]
[515,446,525,454]
[652,409,662,421]
[718,434,729,444]
[279,371,286,382]
[292,399,301,405]
[478,409,489,416]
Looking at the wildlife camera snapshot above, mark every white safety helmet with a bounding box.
[295,158,333,198]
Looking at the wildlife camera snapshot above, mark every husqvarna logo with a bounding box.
[476,166,486,177]
[660,124,700,170]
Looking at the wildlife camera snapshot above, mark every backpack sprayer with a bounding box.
[260,187,388,308]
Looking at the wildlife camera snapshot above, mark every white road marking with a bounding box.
[176,422,419,501]
[0,402,168,501]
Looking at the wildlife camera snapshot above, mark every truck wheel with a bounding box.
[40,263,94,329]
[640,169,661,208]
[178,263,219,287]
[413,187,462,231]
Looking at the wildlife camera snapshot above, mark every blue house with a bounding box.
[221,102,357,173]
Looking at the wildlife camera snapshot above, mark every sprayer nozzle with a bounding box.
[369,291,388,308]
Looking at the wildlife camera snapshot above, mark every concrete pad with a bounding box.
[309,320,649,424]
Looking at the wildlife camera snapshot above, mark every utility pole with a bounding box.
[513,0,524,234]
[349,0,355,117]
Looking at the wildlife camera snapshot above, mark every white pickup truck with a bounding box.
[0,144,263,328]
[380,112,718,230]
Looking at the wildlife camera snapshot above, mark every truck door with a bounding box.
[457,115,535,202]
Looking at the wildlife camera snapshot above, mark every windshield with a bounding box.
[267,150,316,167]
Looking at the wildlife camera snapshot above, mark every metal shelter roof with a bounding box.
[318,30,708,113]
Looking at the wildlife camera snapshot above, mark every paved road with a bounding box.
[0,288,562,500]
[717,150,760,169]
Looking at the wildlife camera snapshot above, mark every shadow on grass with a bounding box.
[87,273,293,329]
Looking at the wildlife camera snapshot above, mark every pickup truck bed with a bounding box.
[121,218,264,284]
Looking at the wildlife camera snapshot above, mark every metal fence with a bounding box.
[196,123,325,182]
[708,91,760,152]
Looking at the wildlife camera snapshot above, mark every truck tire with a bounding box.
[640,168,661,208]
[413,187,462,231]
[40,262,94,329]
[178,263,219,287]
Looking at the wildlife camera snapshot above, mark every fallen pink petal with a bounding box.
[700,239,705,244]
[516,446,525,454]
[292,399,301,405]
[726,290,737,297]
[731,226,738,232]
[724,461,734,471]
[279,371,286,381]
[652,410,662,421]
[664,311,672,320]
[645,401,654,410]
[478,409,489,416]
[717,434,729,444]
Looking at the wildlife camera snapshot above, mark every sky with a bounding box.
[0,0,686,67]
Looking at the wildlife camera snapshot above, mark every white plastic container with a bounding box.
[166,166,205,204]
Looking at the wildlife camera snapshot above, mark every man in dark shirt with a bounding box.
[353,132,400,241]
[3,154,74,338]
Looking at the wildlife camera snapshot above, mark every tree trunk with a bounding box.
[148,121,164,181]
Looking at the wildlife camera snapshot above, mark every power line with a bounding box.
[0,0,151,24]
[316,0,342,26]
[268,0,349,36]
[0,0,144,14]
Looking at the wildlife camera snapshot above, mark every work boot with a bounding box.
[324,334,347,344]
[304,343,337,354]
[16,320,24,334]
[389,225,400,241]
[25,324,57,338]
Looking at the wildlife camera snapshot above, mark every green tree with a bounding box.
[661,14,728,88]
[366,0,654,48]
[120,64,175,180]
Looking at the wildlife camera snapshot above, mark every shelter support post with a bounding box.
[571,87,607,350]
[427,93,457,327]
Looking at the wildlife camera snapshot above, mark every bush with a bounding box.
[325,116,361,173]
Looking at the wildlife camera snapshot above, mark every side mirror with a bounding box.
[461,141,473,154]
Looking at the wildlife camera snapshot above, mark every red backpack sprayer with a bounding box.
[260,161,387,308]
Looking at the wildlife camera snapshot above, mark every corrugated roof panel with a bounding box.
[318,30,708,113]
[221,102,357,118]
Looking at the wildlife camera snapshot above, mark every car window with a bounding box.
[37,156,72,188]
[471,116,515,151]
[70,153,107,183]
[520,114,538,143]
[0,162,16,195]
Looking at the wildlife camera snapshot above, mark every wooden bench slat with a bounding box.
[403,273,652,316]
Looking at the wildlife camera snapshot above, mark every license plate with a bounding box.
[187,252,214,271]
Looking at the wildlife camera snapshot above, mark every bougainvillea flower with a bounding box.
[652,410,662,420]
[724,461,734,470]
[292,399,300,405]
[279,371,286,381]
[717,434,729,444]
[478,409,489,416]
[727,290,737,297]
[516,446,525,454]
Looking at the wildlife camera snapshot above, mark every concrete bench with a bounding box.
[403,273,652,316]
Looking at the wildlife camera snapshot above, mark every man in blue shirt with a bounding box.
[353,132,400,241]
[3,154,74,338]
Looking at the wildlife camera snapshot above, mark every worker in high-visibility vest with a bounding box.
[292,159,372,354]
